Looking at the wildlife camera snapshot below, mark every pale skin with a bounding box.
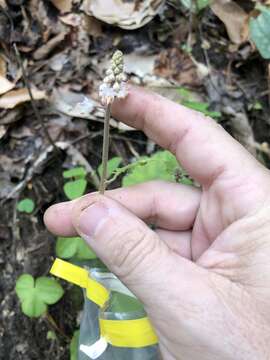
[44,86,270,359]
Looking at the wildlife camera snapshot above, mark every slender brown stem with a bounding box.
[13,44,59,153]
[99,103,111,194]
[45,312,70,341]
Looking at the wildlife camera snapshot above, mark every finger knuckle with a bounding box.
[111,228,159,280]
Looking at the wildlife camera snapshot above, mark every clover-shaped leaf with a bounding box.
[122,151,193,187]
[17,198,35,213]
[250,6,270,59]
[63,179,87,200]
[63,167,88,200]
[63,167,87,179]
[122,151,177,186]
[56,237,97,260]
[15,274,64,318]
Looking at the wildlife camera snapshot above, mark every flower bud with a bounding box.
[106,69,113,76]
[113,82,120,91]
[116,73,125,82]
[99,49,127,104]
[113,67,121,75]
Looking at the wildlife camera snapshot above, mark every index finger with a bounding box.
[112,86,263,186]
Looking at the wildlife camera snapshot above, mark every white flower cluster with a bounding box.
[99,50,127,105]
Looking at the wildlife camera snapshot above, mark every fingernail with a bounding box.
[78,202,108,237]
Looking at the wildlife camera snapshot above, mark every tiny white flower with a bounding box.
[115,73,125,82]
[113,82,120,91]
[106,69,113,76]
[118,82,127,98]
[99,50,128,105]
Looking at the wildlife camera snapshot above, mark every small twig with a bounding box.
[198,22,221,96]
[186,0,195,52]
[99,104,111,194]
[45,312,70,341]
[70,130,103,145]
[267,63,270,108]
[126,140,140,159]
[13,43,59,153]
[111,134,147,145]
[25,241,47,254]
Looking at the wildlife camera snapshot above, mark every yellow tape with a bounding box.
[50,258,88,287]
[50,258,158,348]
[50,258,109,307]
[100,318,158,348]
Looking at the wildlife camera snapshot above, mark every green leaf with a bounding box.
[182,100,221,119]
[180,176,194,185]
[177,87,196,101]
[180,0,193,10]
[197,0,210,11]
[180,0,209,12]
[64,179,87,200]
[17,198,35,213]
[70,330,79,360]
[56,237,97,260]
[15,274,35,302]
[178,88,221,119]
[63,167,87,179]
[75,238,97,260]
[253,101,263,110]
[56,237,78,259]
[250,6,270,59]
[15,274,64,318]
[98,157,122,180]
[21,295,47,318]
[122,151,180,186]
[122,151,194,187]
[35,277,64,305]
[47,330,57,340]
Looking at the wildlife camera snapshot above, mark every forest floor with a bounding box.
[0,0,270,359]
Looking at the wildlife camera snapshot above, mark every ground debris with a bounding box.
[211,0,249,44]
[83,0,166,30]
[0,87,46,109]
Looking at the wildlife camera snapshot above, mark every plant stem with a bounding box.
[13,44,59,153]
[45,312,70,341]
[99,103,111,194]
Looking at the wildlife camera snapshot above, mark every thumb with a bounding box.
[71,194,204,307]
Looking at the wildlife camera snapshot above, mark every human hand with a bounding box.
[44,86,270,360]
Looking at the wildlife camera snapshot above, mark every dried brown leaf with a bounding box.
[83,0,165,30]
[0,108,21,125]
[211,0,249,44]
[155,48,201,86]
[0,56,6,77]
[0,0,7,8]
[83,16,103,37]
[50,0,72,13]
[33,32,67,60]
[0,76,15,95]
[125,54,157,78]
[0,88,46,109]
[0,125,7,139]
[50,88,135,131]
[59,13,81,26]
